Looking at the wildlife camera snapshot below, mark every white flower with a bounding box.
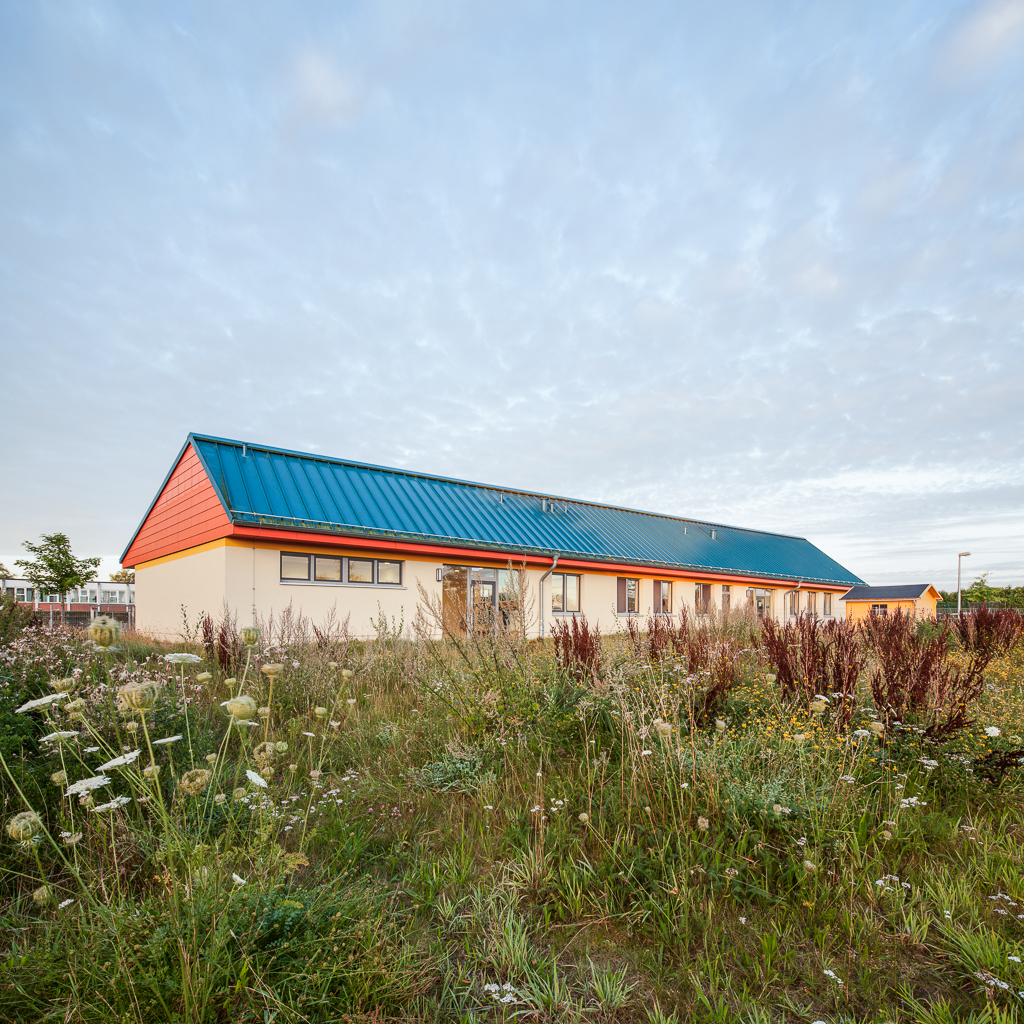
[65,774,111,797]
[245,769,268,788]
[58,898,75,909]
[823,969,843,985]
[164,653,203,664]
[232,873,246,886]
[641,749,653,756]
[985,726,1001,738]
[153,735,182,745]
[853,729,870,738]
[40,731,79,743]
[92,795,132,812]
[16,692,70,713]
[530,805,541,813]
[98,749,141,770]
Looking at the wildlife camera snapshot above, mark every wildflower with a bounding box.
[792,733,807,744]
[530,805,541,813]
[245,769,268,788]
[725,867,738,876]
[49,677,76,692]
[195,672,213,684]
[214,793,226,804]
[143,765,162,780]
[328,661,338,668]
[919,759,939,771]
[697,817,709,831]
[66,775,111,797]
[63,698,86,713]
[810,701,827,714]
[739,916,747,924]
[766,673,776,682]
[40,731,79,743]
[7,811,44,842]
[655,721,672,738]
[164,652,202,664]
[804,860,817,872]
[641,749,653,757]
[98,749,141,770]
[301,731,315,737]
[206,753,218,764]
[985,726,1001,738]
[241,627,259,647]
[88,615,120,648]
[264,766,275,778]
[32,885,51,905]
[232,873,246,886]
[179,769,212,795]
[119,683,158,711]
[153,735,182,746]
[579,813,589,823]
[644,806,652,814]
[342,669,354,679]
[125,721,139,733]
[92,795,132,812]
[823,969,843,985]
[314,707,327,719]
[288,764,298,772]
[232,787,247,800]
[274,741,288,754]
[50,771,67,786]
[868,721,885,735]
[715,719,727,732]
[58,898,75,909]
[224,678,236,686]
[225,696,257,720]
[15,692,70,714]
[261,663,284,679]
[79,794,94,809]
[853,729,870,738]
[309,769,322,781]
[881,830,892,840]
[258,706,271,719]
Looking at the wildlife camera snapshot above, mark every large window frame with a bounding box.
[280,552,404,588]
[653,580,672,615]
[550,572,582,614]
[616,577,639,615]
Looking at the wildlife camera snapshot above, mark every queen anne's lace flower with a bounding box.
[65,775,111,797]
[7,811,43,842]
[98,749,141,770]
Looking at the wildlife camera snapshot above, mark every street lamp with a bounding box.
[957,551,971,616]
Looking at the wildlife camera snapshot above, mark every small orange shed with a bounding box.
[841,584,941,622]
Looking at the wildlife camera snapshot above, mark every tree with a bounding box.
[110,568,135,584]
[0,563,11,578]
[15,534,101,623]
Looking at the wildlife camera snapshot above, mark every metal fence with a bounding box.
[30,607,135,631]
[936,602,1024,619]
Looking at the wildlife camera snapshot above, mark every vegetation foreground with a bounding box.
[1,595,1023,1024]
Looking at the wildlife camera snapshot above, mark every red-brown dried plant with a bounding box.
[949,608,1024,659]
[552,614,602,683]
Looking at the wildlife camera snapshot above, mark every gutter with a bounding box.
[538,553,559,638]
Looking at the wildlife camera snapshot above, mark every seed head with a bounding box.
[143,765,162,780]
[258,706,271,719]
[214,793,226,804]
[119,683,158,712]
[274,741,289,754]
[50,771,67,786]
[578,812,589,823]
[260,663,285,679]
[179,769,212,796]
[205,753,218,764]
[225,696,257,720]
[868,722,885,735]
[195,672,213,684]
[32,885,51,905]
[697,816,710,831]
[241,627,260,647]
[49,677,76,693]
[655,721,672,738]
[314,706,328,719]
[341,669,354,679]
[810,701,827,714]
[232,787,246,800]
[7,811,44,842]
[88,615,121,648]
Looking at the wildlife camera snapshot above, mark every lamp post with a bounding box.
[957,551,971,616]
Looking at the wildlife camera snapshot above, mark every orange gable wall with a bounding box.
[123,445,232,567]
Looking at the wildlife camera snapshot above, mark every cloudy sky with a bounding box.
[2,0,1022,589]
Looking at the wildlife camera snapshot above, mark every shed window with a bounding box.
[281,554,310,580]
[871,604,888,616]
[377,561,402,585]
[314,556,342,582]
[617,578,639,614]
[551,573,581,613]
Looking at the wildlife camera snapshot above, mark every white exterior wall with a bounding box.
[135,538,845,641]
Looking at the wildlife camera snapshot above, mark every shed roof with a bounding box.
[841,584,937,601]
[123,434,865,586]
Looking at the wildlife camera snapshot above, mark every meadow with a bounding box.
[0,591,1022,1024]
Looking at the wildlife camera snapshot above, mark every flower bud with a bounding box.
[314,707,327,719]
[260,663,284,679]
[120,683,158,712]
[195,672,213,684]
[7,811,43,842]
[226,696,257,720]
[88,615,121,649]
[241,627,260,647]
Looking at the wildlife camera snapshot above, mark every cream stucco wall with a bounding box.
[135,544,229,639]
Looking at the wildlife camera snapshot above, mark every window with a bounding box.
[281,553,404,587]
[377,561,402,585]
[347,559,374,584]
[721,585,731,612]
[616,578,639,614]
[695,583,711,614]
[788,591,800,616]
[281,553,311,580]
[314,556,342,581]
[747,588,772,619]
[653,580,672,614]
[806,591,817,616]
[823,593,832,616]
[871,604,888,616]
[15,588,25,602]
[551,573,581,613]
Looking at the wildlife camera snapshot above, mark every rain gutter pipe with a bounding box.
[538,553,559,639]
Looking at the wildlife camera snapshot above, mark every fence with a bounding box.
[936,602,1024,619]
[30,607,136,631]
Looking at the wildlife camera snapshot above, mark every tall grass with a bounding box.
[0,604,1021,1023]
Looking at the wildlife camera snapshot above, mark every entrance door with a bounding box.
[472,580,496,634]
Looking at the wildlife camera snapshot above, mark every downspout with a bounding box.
[790,579,802,618]
[538,553,559,639]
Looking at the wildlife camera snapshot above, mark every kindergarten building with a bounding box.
[121,434,865,639]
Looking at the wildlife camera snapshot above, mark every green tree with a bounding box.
[0,563,11,577]
[110,568,135,584]
[15,533,100,623]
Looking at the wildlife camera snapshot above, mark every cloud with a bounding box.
[944,0,1024,75]
[291,49,361,122]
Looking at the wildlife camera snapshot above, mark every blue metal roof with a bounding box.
[129,433,864,586]
[841,585,933,601]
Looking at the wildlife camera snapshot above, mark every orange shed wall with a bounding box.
[845,598,934,622]
[123,446,232,567]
